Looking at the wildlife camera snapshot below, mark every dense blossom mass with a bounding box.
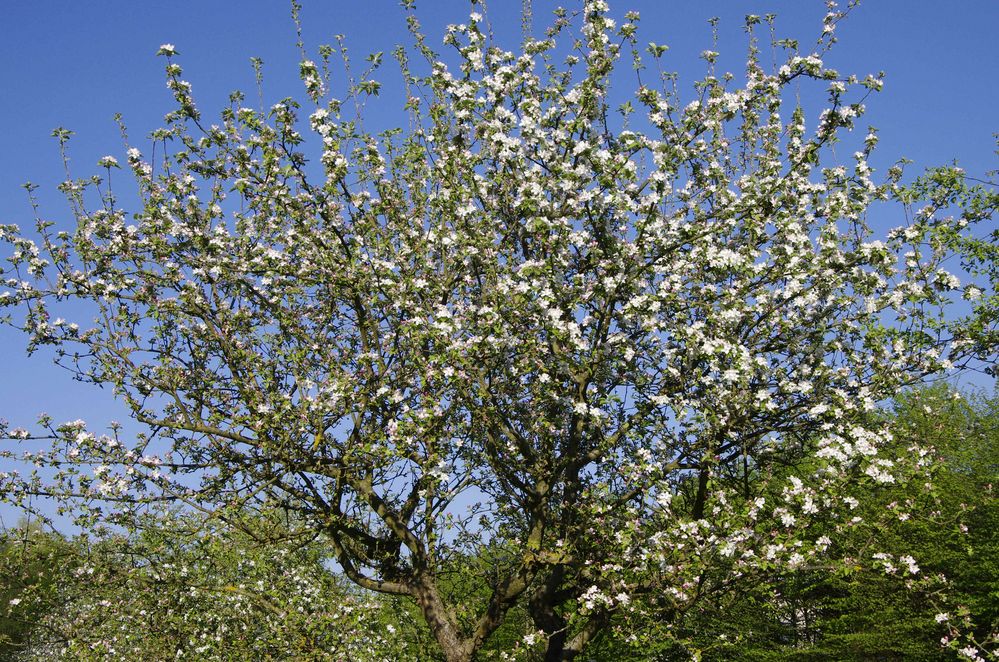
[1,1,996,659]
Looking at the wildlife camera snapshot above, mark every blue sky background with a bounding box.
[0,1,996,522]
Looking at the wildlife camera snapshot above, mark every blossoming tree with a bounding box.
[3,511,416,660]
[1,1,995,659]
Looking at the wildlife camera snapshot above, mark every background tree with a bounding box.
[4,510,425,661]
[591,384,998,661]
[0,523,72,659]
[1,2,995,660]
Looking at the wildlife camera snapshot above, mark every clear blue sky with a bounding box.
[0,1,996,477]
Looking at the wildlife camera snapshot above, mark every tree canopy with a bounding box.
[1,2,996,660]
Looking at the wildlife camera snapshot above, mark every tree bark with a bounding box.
[531,569,570,662]
[413,581,470,662]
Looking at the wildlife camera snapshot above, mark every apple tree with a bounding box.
[1,1,995,659]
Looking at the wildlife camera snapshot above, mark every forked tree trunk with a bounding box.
[413,583,471,662]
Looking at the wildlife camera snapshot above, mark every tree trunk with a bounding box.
[413,581,470,662]
[531,570,570,662]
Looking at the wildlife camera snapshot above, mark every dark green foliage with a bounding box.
[0,524,72,660]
